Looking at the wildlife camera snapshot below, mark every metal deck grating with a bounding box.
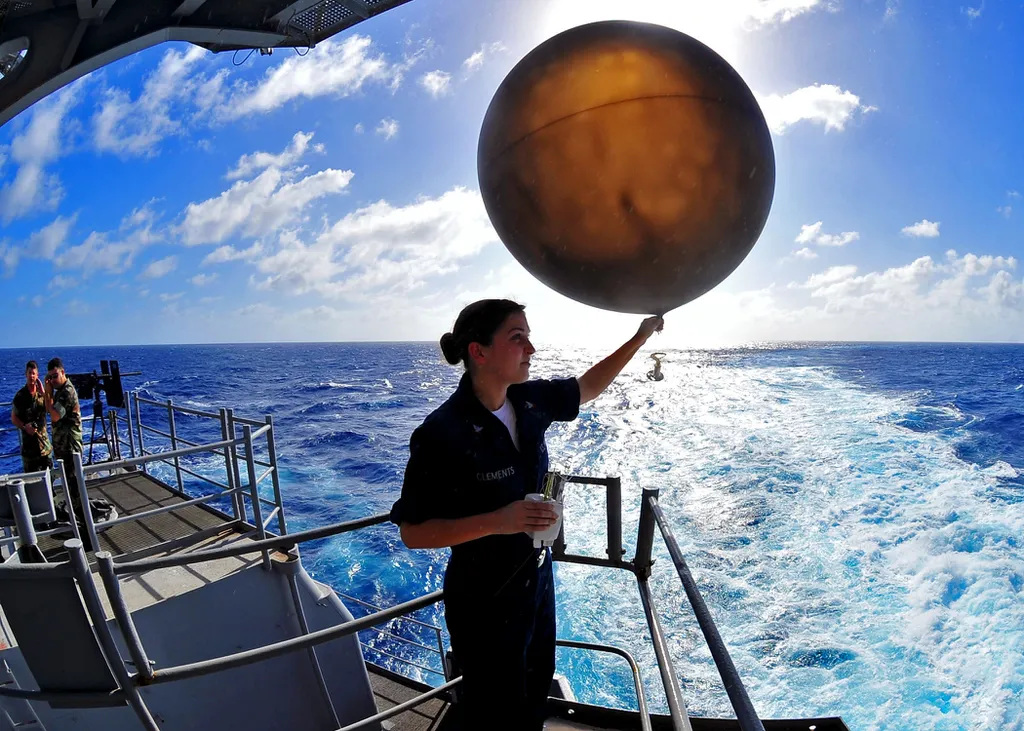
[368,667,450,731]
[38,471,230,560]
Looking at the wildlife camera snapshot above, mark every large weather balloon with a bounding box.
[478,20,776,315]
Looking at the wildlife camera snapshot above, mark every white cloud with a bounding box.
[419,70,452,97]
[0,86,79,222]
[252,186,498,299]
[28,214,76,259]
[48,274,77,291]
[160,292,184,302]
[0,242,18,276]
[758,84,874,135]
[180,166,354,246]
[235,302,278,318]
[191,272,218,286]
[795,221,860,247]
[30,295,44,308]
[139,255,178,280]
[226,131,324,181]
[963,4,983,20]
[354,123,365,134]
[946,250,1016,276]
[201,243,264,266]
[223,35,412,117]
[376,118,399,139]
[997,205,1012,219]
[793,247,818,260]
[64,299,91,316]
[1008,190,1021,199]
[93,45,208,157]
[462,42,506,74]
[787,252,1019,321]
[54,209,163,276]
[902,219,941,238]
[980,270,1023,309]
[885,0,900,20]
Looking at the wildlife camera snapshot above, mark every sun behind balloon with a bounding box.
[477,20,776,316]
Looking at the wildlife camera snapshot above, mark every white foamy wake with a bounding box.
[531,350,1023,731]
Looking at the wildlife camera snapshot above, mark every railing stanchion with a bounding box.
[219,408,242,522]
[607,476,623,562]
[125,392,137,459]
[635,487,659,579]
[265,415,286,537]
[243,425,271,569]
[226,409,245,524]
[166,399,184,493]
[135,394,147,473]
[109,409,120,461]
[74,452,99,553]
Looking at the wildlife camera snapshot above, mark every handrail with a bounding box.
[649,497,766,731]
[337,591,442,633]
[334,677,461,731]
[556,639,652,731]
[359,642,443,677]
[112,513,391,574]
[150,590,444,684]
[82,437,238,474]
[140,424,200,448]
[135,395,220,420]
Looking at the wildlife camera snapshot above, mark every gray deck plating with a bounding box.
[3,471,452,731]
[38,471,229,561]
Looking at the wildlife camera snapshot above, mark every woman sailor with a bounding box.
[391,298,662,731]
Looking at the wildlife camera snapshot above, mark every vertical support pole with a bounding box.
[74,452,99,554]
[286,570,340,728]
[219,408,242,522]
[54,459,82,544]
[635,487,659,579]
[607,476,623,563]
[125,392,137,460]
[264,415,287,537]
[7,479,44,564]
[96,552,154,683]
[226,409,245,523]
[135,395,147,474]
[109,409,120,461]
[66,540,161,731]
[243,425,271,569]
[637,578,693,731]
[166,399,184,493]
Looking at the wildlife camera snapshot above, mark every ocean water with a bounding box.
[1,342,1021,730]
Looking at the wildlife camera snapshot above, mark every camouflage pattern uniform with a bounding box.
[50,379,84,511]
[12,384,52,473]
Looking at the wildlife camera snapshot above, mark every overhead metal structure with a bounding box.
[0,0,414,127]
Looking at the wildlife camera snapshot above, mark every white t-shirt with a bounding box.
[491,400,520,451]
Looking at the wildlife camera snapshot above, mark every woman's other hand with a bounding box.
[494,500,558,535]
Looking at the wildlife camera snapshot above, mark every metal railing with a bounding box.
[2,394,768,730]
[551,477,766,731]
[0,521,460,731]
[337,590,447,682]
[0,481,766,731]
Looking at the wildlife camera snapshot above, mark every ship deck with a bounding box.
[35,470,454,731]
[5,470,851,731]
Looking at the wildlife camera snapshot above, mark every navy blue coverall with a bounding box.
[391,372,581,731]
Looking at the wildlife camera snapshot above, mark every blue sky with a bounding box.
[0,0,1021,348]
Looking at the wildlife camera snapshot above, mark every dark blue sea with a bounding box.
[1,342,1022,731]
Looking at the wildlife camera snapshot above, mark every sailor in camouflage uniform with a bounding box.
[10,360,52,473]
[44,357,84,516]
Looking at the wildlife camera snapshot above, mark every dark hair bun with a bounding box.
[439,332,461,365]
